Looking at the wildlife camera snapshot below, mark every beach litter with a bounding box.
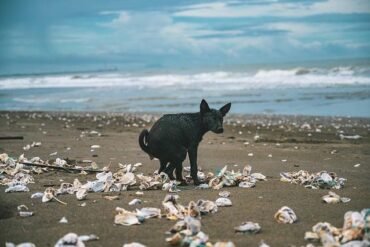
[322,191,351,204]
[304,208,370,246]
[274,206,297,224]
[280,170,346,189]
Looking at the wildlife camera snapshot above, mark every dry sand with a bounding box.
[0,111,369,246]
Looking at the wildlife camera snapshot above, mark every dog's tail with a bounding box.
[139,129,153,159]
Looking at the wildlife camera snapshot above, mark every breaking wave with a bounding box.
[1,66,370,90]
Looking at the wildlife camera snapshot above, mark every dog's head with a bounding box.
[200,99,231,134]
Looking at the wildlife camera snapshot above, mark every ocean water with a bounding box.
[1,59,370,117]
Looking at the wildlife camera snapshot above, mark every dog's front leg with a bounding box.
[188,146,200,185]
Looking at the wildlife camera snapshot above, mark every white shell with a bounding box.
[123,243,146,247]
[135,207,161,219]
[76,188,88,201]
[250,173,267,181]
[54,232,85,247]
[274,206,297,224]
[215,198,232,207]
[114,213,140,226]
[218,191,230,197]
[59,217,68,224]
[234,221,261,233]
[128,199,142,206]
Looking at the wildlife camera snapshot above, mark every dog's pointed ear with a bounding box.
[219,102,231,117]
[200,99,210,114]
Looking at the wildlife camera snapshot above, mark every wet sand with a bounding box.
[0,111,369,246]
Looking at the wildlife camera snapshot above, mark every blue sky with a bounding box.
[0,0,369,75]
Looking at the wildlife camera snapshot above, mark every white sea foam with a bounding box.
[1,67,369,90]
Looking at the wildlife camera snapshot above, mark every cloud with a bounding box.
[174,0,370,18]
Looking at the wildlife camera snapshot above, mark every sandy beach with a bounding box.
[0,111,369,246]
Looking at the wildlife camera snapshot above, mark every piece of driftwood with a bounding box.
[0,136,24,140]
[22,162,103,173]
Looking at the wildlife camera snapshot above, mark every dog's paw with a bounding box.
[193,179,201,186]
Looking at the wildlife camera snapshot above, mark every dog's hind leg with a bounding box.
[164,163,176,180]
[158,160,168,174]
[175,163,187,185]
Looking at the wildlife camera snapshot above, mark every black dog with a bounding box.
[139,99,231,185]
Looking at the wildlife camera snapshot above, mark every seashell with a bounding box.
[31,192,44,199]
[5,184,29,193]
[19,211,34,217]
[123,243,146,247]
[340,197,351,203]
[234,221,261,233]
[242,165,252,176]
[162,181,181,193]
[162,195,186,220]
[76,188,88,200]
[91,181,105,192]
[42,187,55,202]
[185,216,201,235]
[304,231,319,242]
[135,191,144,196]
[218,166,228,176]
[56,183,74,195]
[250,173,267,181]
[238,181,255,188]
[17,205,28,211]
[187,201,201,219]
[274,206,297,224]
[343,211,365,230]
[219,191,230,197]
[312,222,341,236]
[214,242,236,247]
[54,158,67,167]
[196,200,218,214]
[322,191,341,204]
[73,179,82,190]
[128,199,142,206]
[59,217,68,223]
[121,172,136,186]
[169,220,186,233]
[136,207,161,219]
[114,213,140,226]
[90,145,100,149]
[77,234,99,242]
[54,232,85,247]
[166,233,182,245]
[6,242,36,247]
[215,198,232,207]
[196,184,209,189]
[258,241,270,247]
[103,195,119,201]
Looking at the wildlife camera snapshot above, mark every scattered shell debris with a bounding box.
[304,208,370,246]
[280,170,346,189]
[274,206,297,224]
